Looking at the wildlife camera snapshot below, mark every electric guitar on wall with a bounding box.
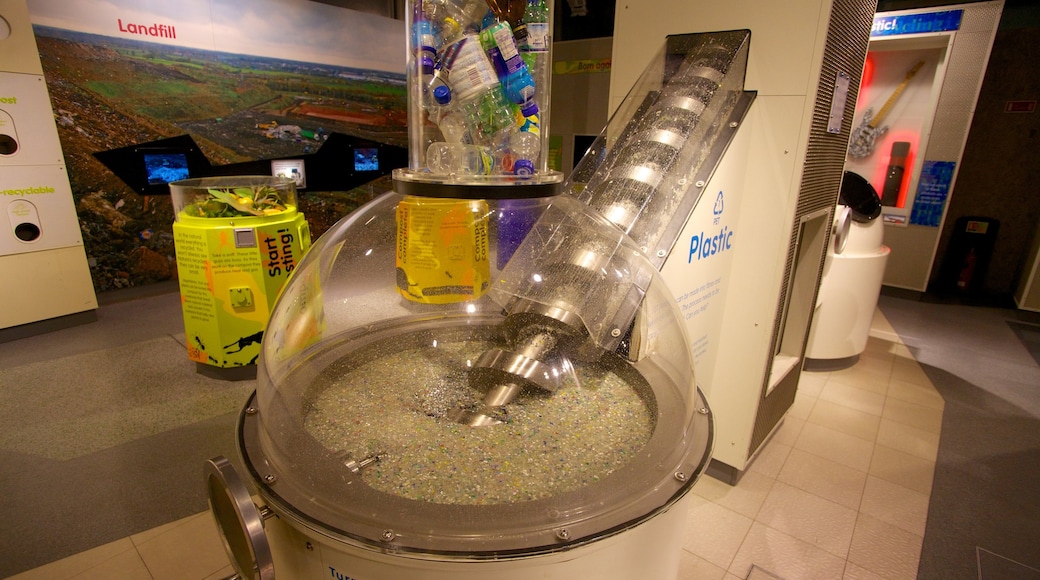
[848,61,925,159]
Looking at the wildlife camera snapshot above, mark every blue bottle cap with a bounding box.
[520,102,539,118]
[513,159,535,176]
[421,54,435,75]
[433,85,452,105]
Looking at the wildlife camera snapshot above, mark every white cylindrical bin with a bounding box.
[805,204,890,368]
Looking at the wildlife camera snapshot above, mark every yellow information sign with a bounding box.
[174,210,310,367]
[395,197,490,304]
[553,58,612,75]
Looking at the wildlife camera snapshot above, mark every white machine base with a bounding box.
[262,493,693,580]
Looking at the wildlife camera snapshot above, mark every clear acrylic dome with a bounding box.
[249,189,711,555]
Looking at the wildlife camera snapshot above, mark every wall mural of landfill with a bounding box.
[27,0,407,292]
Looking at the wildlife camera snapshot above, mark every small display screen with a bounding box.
[354,148,379,172]
[272,159,306,188]
[143,152,190,185]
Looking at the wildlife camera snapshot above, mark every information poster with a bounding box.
[909,160,955,227]
[25,0,405,292]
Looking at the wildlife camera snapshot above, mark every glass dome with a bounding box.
[246,188,712,556]
[169,175,298,222]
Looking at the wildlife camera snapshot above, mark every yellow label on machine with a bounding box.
[395,197,490,304]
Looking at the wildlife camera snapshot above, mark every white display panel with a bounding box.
[0,0,44,75]
[1,0,96,328]
[0,71,68,167]
[0,164,83,254]
[659,121,751,399]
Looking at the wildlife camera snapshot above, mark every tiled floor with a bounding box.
[8,309,939,580]
[6,511,233,580]
[678,310,940,580]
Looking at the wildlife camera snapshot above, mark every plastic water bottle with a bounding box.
[460,88,516,148]
[413,17,438,77]
[508,130,540,175]
[424,0,486,44]
[479,21,539,118]
[424,65,452,108]
[519,0,549,58]
[426,79,468,144]
[441,35,497,105]
[440,35,515,146]
[436,109,468,143]
[427,142,494,175]
[427,83,469,143]
[520,0,549,107]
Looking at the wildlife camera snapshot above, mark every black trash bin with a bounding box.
[936,216,999,296]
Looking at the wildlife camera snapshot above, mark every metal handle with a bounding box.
[205,456,275,580]
[833,206,852,255]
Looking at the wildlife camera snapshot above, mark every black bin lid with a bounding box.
[840,171,882,222]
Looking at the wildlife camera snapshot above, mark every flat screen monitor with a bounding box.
[134,144,203,195]
[143,151,190,185]
[354,147,379,172]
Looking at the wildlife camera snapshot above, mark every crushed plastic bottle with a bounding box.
[423,0,486,44]
[427,142,495,175]
[436,110,468,143]
[508,130,540,176]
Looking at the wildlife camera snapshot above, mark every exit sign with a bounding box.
[1005,100,1036,113]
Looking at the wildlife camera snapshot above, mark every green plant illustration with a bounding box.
[183,185,288,218]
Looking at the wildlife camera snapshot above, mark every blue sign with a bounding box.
[910,161,956,227]
[871,10,963,37]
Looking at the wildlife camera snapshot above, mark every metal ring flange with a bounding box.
[205,456,275,580]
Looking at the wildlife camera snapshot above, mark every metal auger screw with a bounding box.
[611,328,622,338]
[263,474,277,484]
[675,471,688,482]
[381,529,396,542]
[697,407,710,415]
[555,528,570,541]
[245,407,258,415]
[695,180,706,188]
